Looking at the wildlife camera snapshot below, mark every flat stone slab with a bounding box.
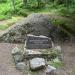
[25,34,53,49]
[23,48,57,59]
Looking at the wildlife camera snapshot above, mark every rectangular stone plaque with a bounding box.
[25,34,52,49]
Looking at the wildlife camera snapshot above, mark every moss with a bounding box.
[48,60,64,68]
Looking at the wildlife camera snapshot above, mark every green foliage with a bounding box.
[0,16,23,30]
[17,9,28,17]
[48,60,64,68]
[0,0,75,37]
[0,0,7,3]
[51,17,75,36]
[0,1,12,20]
[0,0,75,19]
[0,15,10,21]
[50,50,58,59]
[58,7,75,17]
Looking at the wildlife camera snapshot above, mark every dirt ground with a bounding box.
[55,42,75,75]
[0,43,75,75]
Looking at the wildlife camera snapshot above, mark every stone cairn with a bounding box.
[11,34,62,75]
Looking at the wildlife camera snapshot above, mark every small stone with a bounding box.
[29,58,46,70]
[13,54,23,63]
[16,62,26,70]
[55,46,62,53]
[45,65,56,74]
[11,46,22,55]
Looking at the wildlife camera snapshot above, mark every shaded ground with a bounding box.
[0,43,75,75]
[56,42,75,75]
[0,43,24,75]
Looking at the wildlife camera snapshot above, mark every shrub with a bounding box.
[17,9,28,17]
[58,7,75,17]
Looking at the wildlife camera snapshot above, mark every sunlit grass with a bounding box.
[0,24,9,30]
[48,61,64,69]
[6,16,24,26]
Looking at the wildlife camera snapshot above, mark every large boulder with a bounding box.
[0,14,54,43]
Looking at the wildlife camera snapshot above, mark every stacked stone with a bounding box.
[11,34,63,75]
[11,47,56,74]
[11,46,26,70]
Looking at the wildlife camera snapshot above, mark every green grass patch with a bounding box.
[0,16,23,30]
[6,16,24,26]
[0,24,9,30]
[48,58,64,69]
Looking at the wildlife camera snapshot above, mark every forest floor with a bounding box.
[0,42,75,75]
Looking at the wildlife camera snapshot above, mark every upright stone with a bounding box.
[25,34,53,49]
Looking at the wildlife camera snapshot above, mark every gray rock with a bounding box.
[45,65,56,74]
[11,46,22,55]
[25,34,52,49]
[13,54,23,63]
[16,62,26,70]
[29,58,46,70]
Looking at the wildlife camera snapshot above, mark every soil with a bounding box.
[56,42,75,75]
[0,43,24,75]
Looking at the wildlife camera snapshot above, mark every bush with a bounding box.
[0,15,11,21]
[59,7,75,17]
[17,9,28,17]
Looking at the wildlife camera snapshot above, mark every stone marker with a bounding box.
[25,34,53,49]
[29,58,46,70]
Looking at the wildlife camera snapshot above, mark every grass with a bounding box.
[0,24,9,30]
[48,58,64,69]
[0,16,24,30]
[6,16,24,26]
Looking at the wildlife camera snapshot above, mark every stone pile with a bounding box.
[11,34,62,75]
[12,46,56,74]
